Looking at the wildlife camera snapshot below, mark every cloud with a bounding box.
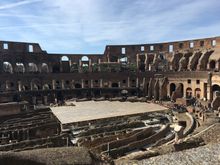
[0,0,219,54]
[0,0,42,10]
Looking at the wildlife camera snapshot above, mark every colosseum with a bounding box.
[0,36,220,164]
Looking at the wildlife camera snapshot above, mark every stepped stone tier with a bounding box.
[0,36,220,108]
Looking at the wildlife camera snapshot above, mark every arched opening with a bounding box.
[55,80,61,89]
[186,87,192,98]
[31,79,41,90]
[15,63,25,73]
[81,56,89,62]
[52,64,60,73]
[41,63,49,73]
[212,84,220,97]
[111,82,119,88]
[81,56,89,73]
[22,85,29,91]
[179,83,184,98]
[170,83,176,96]
[5,81,15,91]
[75,83,82,89]
[195,88,201,99]
[43,84,52,90]
[28,63,38,73]
[3,62,13,73]
[61,56,70,72]
[61,56,69,61]
[70,63,78,73]
[209,60,216,70]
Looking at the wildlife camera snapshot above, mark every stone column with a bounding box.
[61,80,65,89]
[79,60,82,73]
[136,78,139,88]
[52,80,56,90]
[89,59,92,72]
[91,80,94,88]
[100,79,103,88]
[118,81,121,88]
[81,79,84,88]
[136,54,139,70]
[127,77,130,88]
[207,72,212,101]
[18,81,22,91]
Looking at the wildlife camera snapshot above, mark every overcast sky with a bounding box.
[0,0,220,54]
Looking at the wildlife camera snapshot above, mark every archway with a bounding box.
[212,84,220,97]
[75,83,82,89]
[81,56,89,62]
[112,82,119,88]
[170,83,176,96]
[195,88,201,99]
[61,56,70,72]
[186,87,192,98]
[43,84,51,90]
[15,63,25,73]
[61,56,69,61]
[28,63,38,73]
[41,63,49,73]
[209,60,216,70]
[52,64,60,73]
[3,62,13,73]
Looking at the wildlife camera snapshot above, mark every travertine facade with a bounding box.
[0,36,220,108]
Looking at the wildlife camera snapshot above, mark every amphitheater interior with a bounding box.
[0,37,219,164]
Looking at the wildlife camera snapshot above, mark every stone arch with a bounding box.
[170,83,176,96]
[55,80,61,89]
[195,88,201,99]
[61,56,70,61]
[31,79,41,90]
[5,80,15,91]
[3,62,13,73]
[212,84,220,97]
[41,63,49,73]
[28,63,38,73]
[15,63,25,73]
[43,83,52,90]
[61,56,70,72]
[186,87,192,98]
[81,56,89,62]
[112,82,119,88]
[209,60,216,70]
[75,83,82,89]
[52,63,60,73]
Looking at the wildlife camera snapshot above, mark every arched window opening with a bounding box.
[195,88,201,99]
[209,60,216,70]
[170,83,176,96]
[41,63,49,73]
[61,56,69,61]
[81,56,89,62]
[15,63,25,73]
[112,82,119,88]
[28,63,38,73]
[75,83,82,89]
[3,62,13,73]
[186,88,192,98]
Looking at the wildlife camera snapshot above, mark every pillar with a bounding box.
[61,80,65,89]
[91,80,94,88]
[18,81,22,91]
[127,77,130,88]
[136,78,139,88]
[100,79,103,88]
[81,79,84,88]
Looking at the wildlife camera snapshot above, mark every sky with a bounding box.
[0,0,220,54]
